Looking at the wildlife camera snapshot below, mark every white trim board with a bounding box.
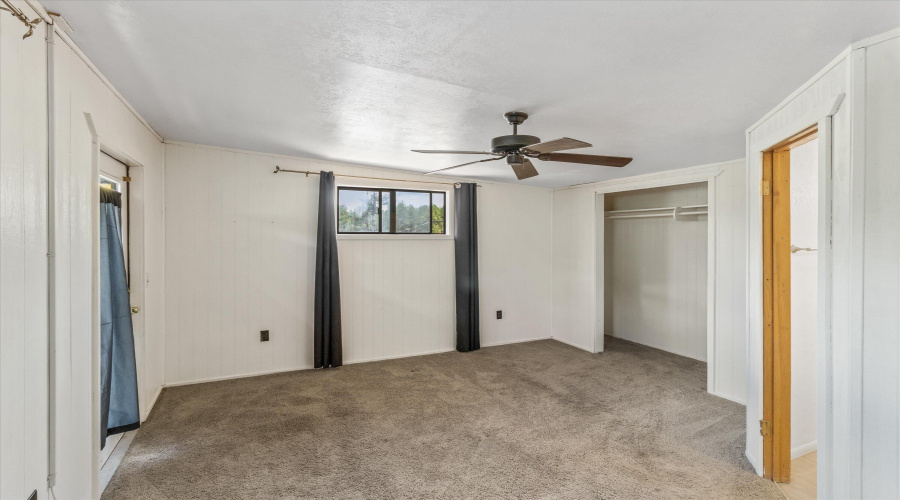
[28,1,164,143]
[142,385,162,422]
[481,337,553,348]
[711,390,746,407]
[161,337,553,389]
[549,336,594,352]
[555,159,734,193]
[552,159,744,404]
[792,441,818,460]
[594,172,721,395]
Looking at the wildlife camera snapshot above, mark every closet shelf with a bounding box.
[605,204,708,221]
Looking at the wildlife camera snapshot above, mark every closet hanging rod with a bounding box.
[606,210,708,220]
[605,204,708,216]
[273,166,480,187]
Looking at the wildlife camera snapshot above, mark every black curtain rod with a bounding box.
[273,166,481,187]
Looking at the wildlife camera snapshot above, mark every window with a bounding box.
[338,187,446,234]
[100,175,121,192]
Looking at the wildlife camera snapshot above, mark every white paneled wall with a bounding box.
[790,139,818,458]
[164,143,552,385]
[51,26,167,499]
[711,161,747,403]
[858,34,900,498]
[0,4,49,499]
[339,240,455,362]
[552,160,748,404]
[604,184,708,361]
[744,30,900,493]
[551,185,598,352]
[2,9,168,499]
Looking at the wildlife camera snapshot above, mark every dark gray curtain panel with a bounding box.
[454,183,480,352]
[99,188,140,449]
[314,171,343,368]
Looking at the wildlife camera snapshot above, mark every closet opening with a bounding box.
[599,182,710,365]
[761,125,819,499]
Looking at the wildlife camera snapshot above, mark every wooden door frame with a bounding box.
[762,125,817,483]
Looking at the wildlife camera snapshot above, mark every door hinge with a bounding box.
[761,180,771,196]
[123,176,132,182]
[760,419,772,436]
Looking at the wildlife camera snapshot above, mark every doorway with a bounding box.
[98,150,142,492]
[761,125,818,498]
[98,152,129,470]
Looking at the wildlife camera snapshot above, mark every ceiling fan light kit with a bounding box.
[414,111,632,181]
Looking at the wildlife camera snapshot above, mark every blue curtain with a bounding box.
[100,188,140,449]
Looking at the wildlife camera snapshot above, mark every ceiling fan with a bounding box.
[412,111,632,180]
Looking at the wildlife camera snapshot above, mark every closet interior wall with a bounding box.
[604,183,708,360]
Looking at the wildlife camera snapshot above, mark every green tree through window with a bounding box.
[337,188,446,234]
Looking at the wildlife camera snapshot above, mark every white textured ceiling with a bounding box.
[43,1,898,188]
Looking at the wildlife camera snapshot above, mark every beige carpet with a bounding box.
[103,337,783,499]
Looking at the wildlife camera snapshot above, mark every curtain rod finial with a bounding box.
[274,166,280,174]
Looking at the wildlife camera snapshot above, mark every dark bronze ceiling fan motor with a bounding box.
[491,112,541,154]
[412,111,633,180]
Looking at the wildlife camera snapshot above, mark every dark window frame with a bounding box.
[336,186,447,235]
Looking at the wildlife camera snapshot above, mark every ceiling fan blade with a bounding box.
[523,137,592,154]
[537,153,632,167]
[511,159,540,180]
[412,150,501,155]
[424,155,505,175]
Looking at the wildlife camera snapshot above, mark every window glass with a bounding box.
[338,189,380,233]
[396,191,431,233]
[380,191,392,233]
[337,187,447,234]
[100,176,121,192]
[432,192,445,234]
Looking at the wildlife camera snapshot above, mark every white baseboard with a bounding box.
[746,448,762,476]
[161,337,557,390]
[344,347,456,365]
[481,336,551,348]
[792,440,817,459]
[549,336,593,353]
[142,385,163,422]
[709,390,747,406]
[163,366,310,388]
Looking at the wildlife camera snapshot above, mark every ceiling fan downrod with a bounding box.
[504,111,528,136]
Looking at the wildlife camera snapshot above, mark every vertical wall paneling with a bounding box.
[552,160,747,404]
[163,143,552,385]
[860,35,900,498]
[603,183,708,361]
[49,26,167,498]
[745,29,899,492]
[790,140,819,458]
[0,4,49,499]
